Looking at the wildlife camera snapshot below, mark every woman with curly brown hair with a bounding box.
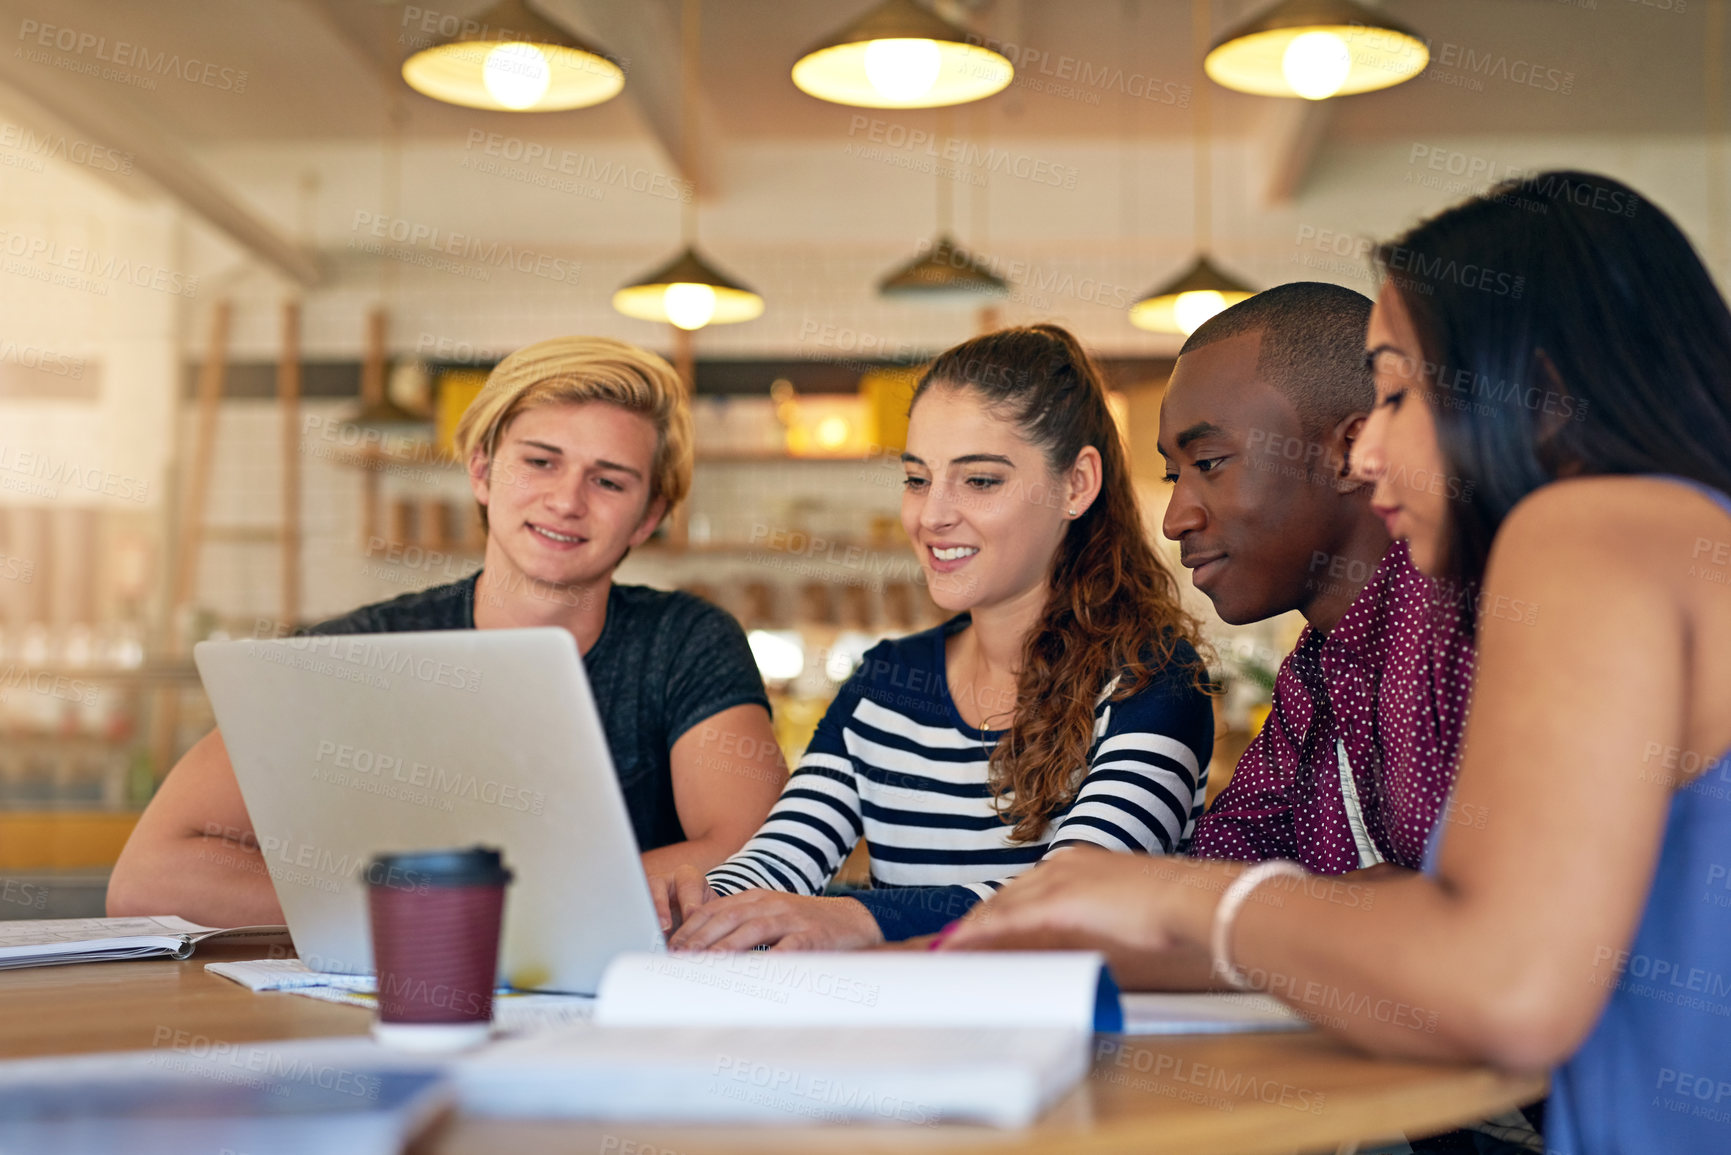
[653,323,1214,948]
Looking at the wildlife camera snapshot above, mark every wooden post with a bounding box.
[278,300,302,630]
[667,324,694,550]
[172,299,231,624]
[361,306,388,407]
[73,508,98,624]
[360,306,387,547]
[28,507,51,626]
[154,299,230,790]
[672,324,695,393]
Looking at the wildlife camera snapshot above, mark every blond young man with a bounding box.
[109,337,785,927]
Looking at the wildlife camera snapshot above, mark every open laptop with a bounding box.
[193,627,664,993]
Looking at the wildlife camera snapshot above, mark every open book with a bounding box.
[457,951,1114,1128]
[0,916,290,971]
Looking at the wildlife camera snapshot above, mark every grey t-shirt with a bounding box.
[303,573,770,852]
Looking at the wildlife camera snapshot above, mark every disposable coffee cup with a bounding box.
[363,845,512,1051]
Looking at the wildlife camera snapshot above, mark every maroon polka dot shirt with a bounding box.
[1190,542,1476,873]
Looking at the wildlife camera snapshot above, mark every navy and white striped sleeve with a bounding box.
[850,662,1215,941]
[1046,665,1215,857]
[706,677,866,897]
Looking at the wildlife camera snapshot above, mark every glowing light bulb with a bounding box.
[1281,30,1352,100]
[748,629,806,682]
[815,415,851,449]
[1174,290,1229,336]
[663,282,717,330]
[482,42,552,110]
[825,631,874,683]
[863,38,942,103]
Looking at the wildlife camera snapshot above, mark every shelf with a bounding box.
[694,451,886,464]
[354,539,911,561]
[638,538,911,558]
[367,541,483,558]
[0,810,141,870]
[204,526,286,544]
[323,445,888,470]
[1,663,201,684]
[322,445,460,472]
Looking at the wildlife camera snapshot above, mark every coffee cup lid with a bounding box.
[363,845,513,887]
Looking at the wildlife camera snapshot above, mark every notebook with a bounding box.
[0,916,290,971]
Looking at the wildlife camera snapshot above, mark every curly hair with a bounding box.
[914,324,1207,841]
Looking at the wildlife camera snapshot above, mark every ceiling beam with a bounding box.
[0,48,318,285]
[1244,0,1390,206]
[552,0,719,197]
[308,0,715,198]
[0,84,150,205]
[1253,97,1335,206]
[300,0,410,116]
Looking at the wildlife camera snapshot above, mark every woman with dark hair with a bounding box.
[945,173,1731,1153]
[652,323,1215,947]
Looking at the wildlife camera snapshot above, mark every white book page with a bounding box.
[596,951,1107,1030]
[458,1024,1090,1128]
[0,916,214,949]
[205,958,378,992]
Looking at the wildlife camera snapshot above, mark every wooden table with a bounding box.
[0,945,1546,1155]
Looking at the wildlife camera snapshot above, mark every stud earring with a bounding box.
[1067,508,1077,517]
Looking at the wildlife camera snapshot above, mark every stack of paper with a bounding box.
[459,1024,1086,1128]
[205,959,597,1033]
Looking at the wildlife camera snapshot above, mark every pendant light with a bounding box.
[401,0,624,112]
[1129,255,1255,336]
[612,0,763,331]
[1204,0,1428,101]
[613,247,764,330]
[878,234,1007,302]
[877,111,1006,304]
[1131,0,1255,336]
[792,0,1013,109]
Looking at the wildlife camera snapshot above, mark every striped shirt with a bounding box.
[707,616,1215,940]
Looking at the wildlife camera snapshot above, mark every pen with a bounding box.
[927,920,961,950]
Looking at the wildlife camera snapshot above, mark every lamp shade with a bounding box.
[878,234,1008,303]
[402,0,625,112]
[1129,255,1256,336]
[1204,0,1428,100]
[613,247,764,330]
[792,0,1013,109]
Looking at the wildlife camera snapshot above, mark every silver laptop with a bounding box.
[193,627,664,993]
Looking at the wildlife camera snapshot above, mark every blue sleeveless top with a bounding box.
[1425,476,1731,1154]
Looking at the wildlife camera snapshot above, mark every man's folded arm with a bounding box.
[106,729,286,927]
